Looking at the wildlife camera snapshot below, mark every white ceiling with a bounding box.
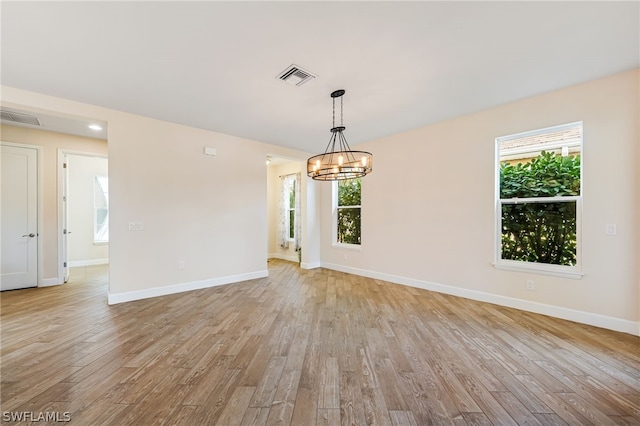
[2,2,638,153]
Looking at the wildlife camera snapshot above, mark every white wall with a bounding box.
[320,69,640,335]
[301,169,321,270]
[67,154,109,266]
[2,88,310,303]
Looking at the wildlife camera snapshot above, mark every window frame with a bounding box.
[287,178,296,241]
[494,122,583,279]
[332,178,362,250]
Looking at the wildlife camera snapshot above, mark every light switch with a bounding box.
[204,147,217,156]
[605,224,617,235]
[128,222,143,231]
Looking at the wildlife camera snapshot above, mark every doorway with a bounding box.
[59,151,108,283]
[266,156,304,263]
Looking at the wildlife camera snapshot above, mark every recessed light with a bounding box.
[88,124,102,131]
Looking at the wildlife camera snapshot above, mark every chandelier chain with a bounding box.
[332,97,336,128]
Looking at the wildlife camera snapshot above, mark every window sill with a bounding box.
[332,243,362,252]
[494,261,583,280]
[93,241,109,246]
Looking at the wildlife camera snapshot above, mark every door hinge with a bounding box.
[64,262,67,267]
[63,229,68,234]
[63,163,67,168]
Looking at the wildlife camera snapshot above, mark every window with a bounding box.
[94,176,109,243]
[288,179,296,240]
[335,178,361,245]
[278,173,300,251]
[496,122,582,277]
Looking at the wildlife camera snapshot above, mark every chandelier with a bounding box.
[307,89,373,181]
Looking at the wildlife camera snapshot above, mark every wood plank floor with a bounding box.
[1,260,639,425]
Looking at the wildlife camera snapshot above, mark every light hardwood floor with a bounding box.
[1,260,639,425]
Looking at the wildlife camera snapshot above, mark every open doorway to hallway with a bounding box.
[266,155,304,264]
[266,154,321,270]
[61,152,109,283]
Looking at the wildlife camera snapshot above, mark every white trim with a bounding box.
[494,261,583,279]
[496,121,583,143]
[300,261,321,270]
[107,269,268,305]
[268,254,320,269]
[37,146,44,288]
[41,278,61,287]
[320,262,639,336]
[68,258,109,267]
[268,252,299,263]
[500,195,580,204]
[500,138,580,160]
[332,242,362,252]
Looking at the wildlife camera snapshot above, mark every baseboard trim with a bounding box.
[107,269,268,305]
[321,262,639,336]
[40,277,61,287]
[68,258,109,267]
[268,253,299,263]
[268,253,320,270]
[300,261,321,270]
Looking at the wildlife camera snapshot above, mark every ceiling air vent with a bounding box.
[0,110,41,126]
[277,64,317,87]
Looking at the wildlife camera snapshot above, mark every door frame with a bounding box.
[1,141,44,287]
[56,149,109,284]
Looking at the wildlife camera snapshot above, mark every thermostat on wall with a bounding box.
[204,147,217,156]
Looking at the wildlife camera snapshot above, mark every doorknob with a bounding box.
[22,233,36,238]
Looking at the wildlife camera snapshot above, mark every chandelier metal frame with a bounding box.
[307,89,373,181]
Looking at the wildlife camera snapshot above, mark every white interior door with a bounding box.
[1,144,38,290]
[62,154,70,282]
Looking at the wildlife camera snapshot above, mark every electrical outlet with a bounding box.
[178,260,185,270]
[526,280,535,291]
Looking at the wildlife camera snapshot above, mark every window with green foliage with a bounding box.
[336,178,361,245]
[497,122,582,273]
